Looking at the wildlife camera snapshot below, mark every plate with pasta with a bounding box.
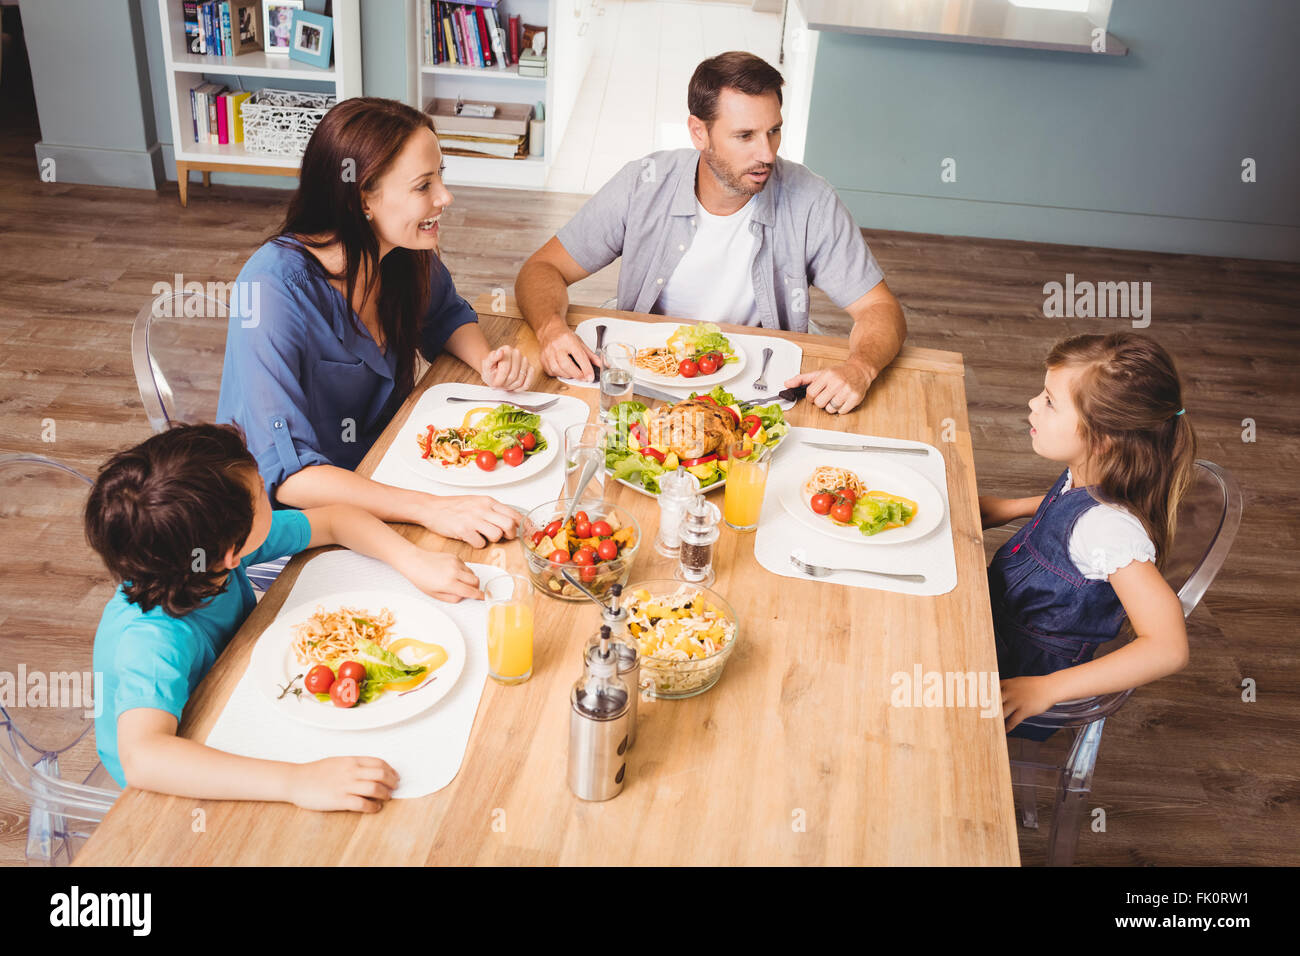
[631,322,747,388]
[775,454,945,545]
[250,590,467,730]
[395,401,560,488]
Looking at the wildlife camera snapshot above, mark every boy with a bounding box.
[86,424,482,811]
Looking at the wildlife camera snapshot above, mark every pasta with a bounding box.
[291,605,395,667]
[634,347,680,376]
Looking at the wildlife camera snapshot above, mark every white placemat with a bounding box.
[753,427,958,596]
[205,552,503,798]
[559,316,804,399]
[370,382,592,513]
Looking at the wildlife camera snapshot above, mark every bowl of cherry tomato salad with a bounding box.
[519,498,641,600]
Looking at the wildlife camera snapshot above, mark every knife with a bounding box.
[802,441,932,457]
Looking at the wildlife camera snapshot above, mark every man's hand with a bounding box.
[288,757,400,813]
[1000,676,1058,732]
[421,494,519,549]
[481,345,536,392]
[783,360,875,415]
[537,319,601,382]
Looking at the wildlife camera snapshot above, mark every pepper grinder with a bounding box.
[677,495,721,586]
[567,625,630,801]
[584,583,640,748]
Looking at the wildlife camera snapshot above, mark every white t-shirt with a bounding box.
[656,199,760,325]
[1063,470,1157,580]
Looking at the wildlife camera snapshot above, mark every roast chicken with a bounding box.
[644,399,742,460]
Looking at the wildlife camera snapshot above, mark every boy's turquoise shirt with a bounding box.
[92,509,311,787]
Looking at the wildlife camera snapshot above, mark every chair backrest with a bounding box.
[0,455,112,756]
[1022,459,1242,729]
[131,288,231,432]
[0,715,118,825]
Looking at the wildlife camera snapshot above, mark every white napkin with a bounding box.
[205,552,503,798]
[752,427,958,596]
[558,316,803,401]
[369,382,592,513]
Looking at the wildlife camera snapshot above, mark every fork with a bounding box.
[789,553,926,584]
[751,347,774,391]
[445,396,559,413]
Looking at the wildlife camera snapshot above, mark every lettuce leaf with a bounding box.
[667,322,734,359]
[468,404,547,457]
[852,496,915,536]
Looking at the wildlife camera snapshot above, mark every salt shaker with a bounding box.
[585,583,641,748]
[567,625,631,801]
[655,468,701,558]
[677,496,721,586]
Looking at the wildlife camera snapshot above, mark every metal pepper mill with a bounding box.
[584,583,640,748]
[567,625,631,801]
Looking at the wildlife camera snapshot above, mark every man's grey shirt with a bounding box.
[556,149,885,333]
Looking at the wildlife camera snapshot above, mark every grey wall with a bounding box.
[802,0,1300,261]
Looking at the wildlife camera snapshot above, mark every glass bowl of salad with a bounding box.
[520,498,641,601]
[622,580,739,699]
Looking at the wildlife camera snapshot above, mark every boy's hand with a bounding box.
[481,345,536,392]
[399,547,485,602]
[288,756,400,812]
[1000,676,1058,731]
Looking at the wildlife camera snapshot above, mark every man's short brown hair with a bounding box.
[85,424,259,616]
[688,51,785,126]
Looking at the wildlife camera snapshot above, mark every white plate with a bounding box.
[395,402,560,488]
[776,451,946,545]
[250,590,467,731]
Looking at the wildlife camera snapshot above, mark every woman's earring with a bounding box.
[365,213,373,221]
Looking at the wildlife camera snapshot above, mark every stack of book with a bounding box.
[423,1,519,69]
[518,49,546,78]
[189,83,254,145]
[183,1,259,56]
[426,97,532,160]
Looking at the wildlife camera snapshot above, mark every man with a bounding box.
[515,51,906,415]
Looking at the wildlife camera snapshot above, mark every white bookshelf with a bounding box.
[157,0,362,204]
[412,0,600,189]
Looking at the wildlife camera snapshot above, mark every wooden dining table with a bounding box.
[76,295,1020,866]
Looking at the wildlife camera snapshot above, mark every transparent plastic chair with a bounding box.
[1009,460,1243,865]
[0,455,122,865]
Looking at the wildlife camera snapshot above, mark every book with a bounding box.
[228,90,253,142]
[216,92,229,144]
[486,8,508,71]
[221,2,232,56]
[448,7,464,64]
[475,7,492,67]
[507,14,519,65]
[182,1,203,54]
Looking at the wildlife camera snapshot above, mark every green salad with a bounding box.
[604,385,789,494]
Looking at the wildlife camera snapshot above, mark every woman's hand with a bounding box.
[481,345,536,392]
[396,548,485,602]
[288,757,399,813]
[421,493,519,548]
[1000,675,1059,732]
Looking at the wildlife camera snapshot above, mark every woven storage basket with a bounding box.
[242,89,337,156]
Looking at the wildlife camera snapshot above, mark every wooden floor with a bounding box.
[2,109,1298,866]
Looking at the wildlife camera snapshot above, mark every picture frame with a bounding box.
[288,10,333,69]
[261,0,303,56]
[231,1,264,56]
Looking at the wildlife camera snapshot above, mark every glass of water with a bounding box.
[564,421,613,504]
[598,343,636,422]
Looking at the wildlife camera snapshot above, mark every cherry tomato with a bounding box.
[531,530,545,547]
[475,449,497,472]
[304,664,335,695]
[330,676,359,708]
[590,520,613,538]
[742,414,762,437]
[574,518,592,538]
[580,565,598,584]
[337,661,366,685]
[710,351,725,366]
[519,431,537,451]
[549,549,570,564]
[811,493,834,516]
[836,486,858,503]
[574,510,589,524]
[572,547,596,566]
[698,356,719,375]
[543,520,563,538]
[503,445,525,467]
[679,359,699,378]
[831,500,854,524]
[597,539,619,561]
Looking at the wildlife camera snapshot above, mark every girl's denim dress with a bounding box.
[988,470,1129,740]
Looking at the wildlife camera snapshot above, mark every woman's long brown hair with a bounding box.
[1047,332,1198,568]
[271,97,438,396]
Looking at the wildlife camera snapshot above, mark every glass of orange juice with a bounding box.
[723,440,772,532]
[485,574,534,685]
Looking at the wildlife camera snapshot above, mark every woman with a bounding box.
[217,97,534,550]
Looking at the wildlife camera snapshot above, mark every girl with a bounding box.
[980,332,1197,737]
[218,97,535,549]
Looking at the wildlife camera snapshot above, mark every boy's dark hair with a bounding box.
[85,424,260,616]
[688,51,784,126]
